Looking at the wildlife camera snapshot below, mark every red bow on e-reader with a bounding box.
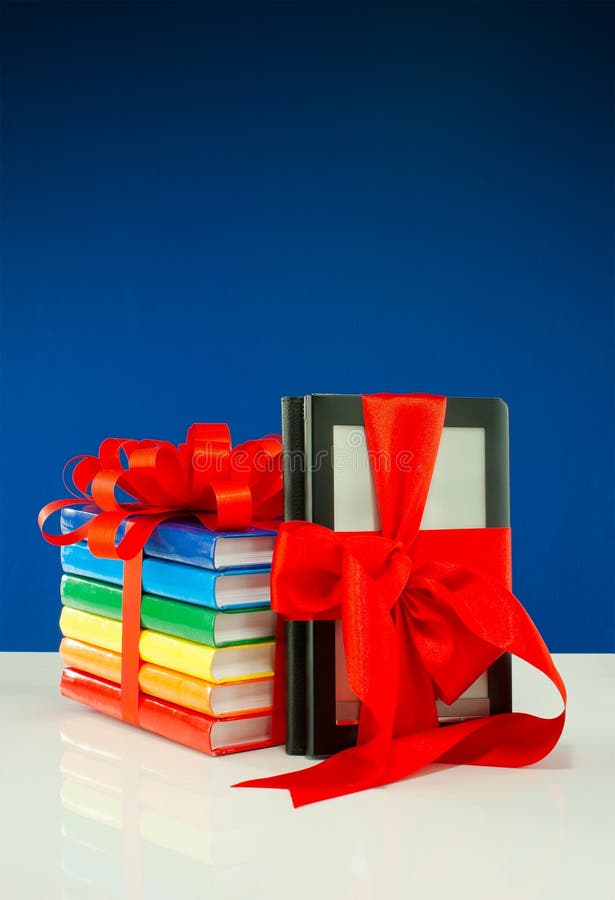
[237,394,566,807]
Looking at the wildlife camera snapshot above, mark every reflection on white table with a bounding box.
[1,653,613,899]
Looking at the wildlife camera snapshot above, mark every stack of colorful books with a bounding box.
[58,505,279,755]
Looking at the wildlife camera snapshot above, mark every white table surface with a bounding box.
[1,653,613,900]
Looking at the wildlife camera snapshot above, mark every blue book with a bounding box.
[60,505,276,571]
[61,543,270,610]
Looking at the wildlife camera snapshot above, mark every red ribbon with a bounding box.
[39,424,284,731]
[237,394,566,807]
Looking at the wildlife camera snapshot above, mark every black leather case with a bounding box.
[281,396,308,755]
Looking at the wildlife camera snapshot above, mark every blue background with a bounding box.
[1,3,613,651]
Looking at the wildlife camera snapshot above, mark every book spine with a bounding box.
[281,396,308,755]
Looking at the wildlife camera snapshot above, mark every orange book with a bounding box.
[60,638,274,718]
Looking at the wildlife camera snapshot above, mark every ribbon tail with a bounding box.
[236,584,565,807]
[234,740,397,808]
[363,580,566,791]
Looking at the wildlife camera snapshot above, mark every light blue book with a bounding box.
[60,504,276,571]
[60,542,270,610]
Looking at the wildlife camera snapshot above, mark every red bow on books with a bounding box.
[237,394,566,807]
[39,424,283,725]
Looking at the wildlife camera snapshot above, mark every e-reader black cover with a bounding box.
[281,396,309,755]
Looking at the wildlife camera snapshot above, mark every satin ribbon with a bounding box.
[237,394,566,807]
[39,424,284,730]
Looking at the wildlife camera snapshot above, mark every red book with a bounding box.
[61,668,276,756]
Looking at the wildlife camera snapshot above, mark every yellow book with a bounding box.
[60,606,121,653]
[59,607,275,684]
[138,630,274,683]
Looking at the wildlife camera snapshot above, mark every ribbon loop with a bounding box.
[205,482,253,530]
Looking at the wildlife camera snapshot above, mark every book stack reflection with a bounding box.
[59,714,280,900]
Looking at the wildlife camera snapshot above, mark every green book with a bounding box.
[60,576,276,648]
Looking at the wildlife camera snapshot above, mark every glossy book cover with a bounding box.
[61,575,276,646]
[61,543,271,610]
[61,505,276,571]
[59,607,276,683]
[60,668,276,756]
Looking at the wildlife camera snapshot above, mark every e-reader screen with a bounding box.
[332,423,490,724]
